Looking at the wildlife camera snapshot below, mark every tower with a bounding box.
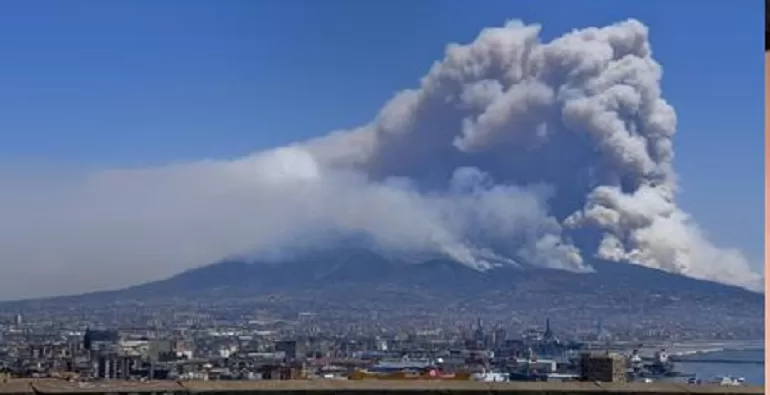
[473,317,485,342]
[596,317,603,336]
[543,318,553,340]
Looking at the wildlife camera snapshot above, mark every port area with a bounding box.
[588,339,764,356]
[0,379,765,395]
[585,340,764,364]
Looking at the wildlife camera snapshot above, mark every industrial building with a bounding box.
[579,352,627,382]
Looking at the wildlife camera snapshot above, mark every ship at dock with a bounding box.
[625,348,694,381]
[646,349,676,376]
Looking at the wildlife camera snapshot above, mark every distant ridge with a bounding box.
[2,248,761,311]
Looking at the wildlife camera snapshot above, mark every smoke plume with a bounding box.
[0,19,761,299]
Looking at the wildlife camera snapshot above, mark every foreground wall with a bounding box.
[0,379,763,395]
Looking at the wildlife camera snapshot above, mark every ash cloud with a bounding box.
[0,19,761,299]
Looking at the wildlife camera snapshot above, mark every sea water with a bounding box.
[675,348,764,386]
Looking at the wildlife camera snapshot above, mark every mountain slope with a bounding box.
[0,248,762,338]
[60,247,754,320]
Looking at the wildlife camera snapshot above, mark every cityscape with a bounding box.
[0,300,762,386]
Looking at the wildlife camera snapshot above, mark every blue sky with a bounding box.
[0,0,764,271]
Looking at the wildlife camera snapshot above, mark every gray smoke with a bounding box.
[302,18,760,290]
[0,19,761,299]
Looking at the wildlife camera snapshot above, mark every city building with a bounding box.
[579,352,627,382]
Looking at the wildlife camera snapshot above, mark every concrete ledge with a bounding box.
[32,380,186,394]
[0,380,763,395]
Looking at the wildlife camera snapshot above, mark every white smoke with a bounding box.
[0,19,761,299]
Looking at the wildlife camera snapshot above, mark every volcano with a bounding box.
[2,248,762,339]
